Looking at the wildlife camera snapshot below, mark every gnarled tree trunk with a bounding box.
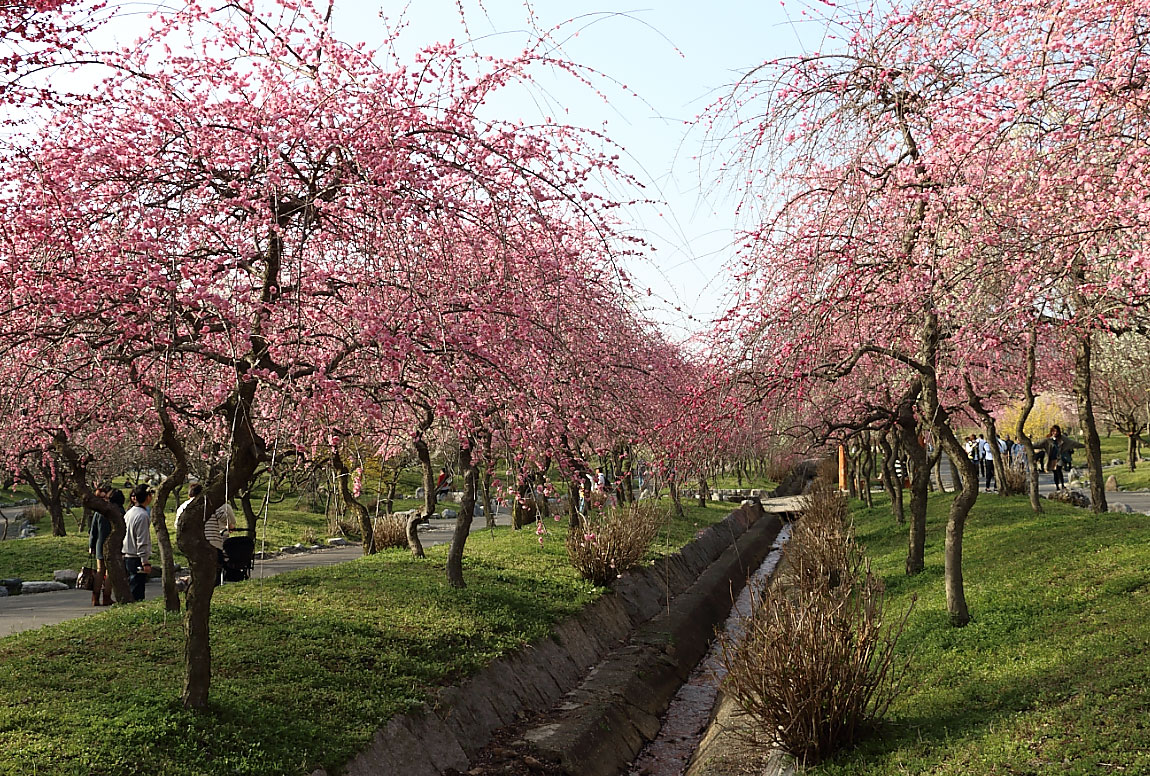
[877,430,904,525]
[413,417,436,519]
[1073,332,1107,513]
[1015,323,1043,514]
[446,440,477,589]
[896,401,929,577]
[332,446,373,555]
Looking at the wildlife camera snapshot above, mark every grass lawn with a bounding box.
[813,491,1150,775]
[0,497,734,775]
[1095,434,1150,491]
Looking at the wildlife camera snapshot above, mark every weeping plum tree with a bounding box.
[0,0,665,708]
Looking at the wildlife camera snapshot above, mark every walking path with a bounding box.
[0,512,512,638]
[936,458,1150,513]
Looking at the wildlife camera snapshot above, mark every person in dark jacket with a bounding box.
[87,483,123,606]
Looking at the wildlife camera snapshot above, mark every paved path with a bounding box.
[935,456,1150,513]
[0,512,512,638]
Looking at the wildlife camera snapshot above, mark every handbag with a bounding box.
[77,554,97,591]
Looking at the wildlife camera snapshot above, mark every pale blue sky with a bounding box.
[324,2,826,336]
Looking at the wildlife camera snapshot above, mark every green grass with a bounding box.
[1095,434,1150,491]
[811,492,1150,775]
[0,496,745,776]
[0,534,94,580]
[708,473,777,490]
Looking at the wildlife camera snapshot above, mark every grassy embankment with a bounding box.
[0,498,739,776]
[813,490,1149,775]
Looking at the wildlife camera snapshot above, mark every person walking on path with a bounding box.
[87,483,119,606]
[122,485,153,602]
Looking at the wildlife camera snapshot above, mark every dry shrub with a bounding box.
[326,511,357,538]
[816,456,840,486]
[372,513,409,551]
[718,481,913,765]
[23,505,48,525]
[1001,463,1027,495]
[766,455,798,485]
[566,501,667,586]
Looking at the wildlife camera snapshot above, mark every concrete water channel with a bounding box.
[333,496,805,776]
[627,522,792,776]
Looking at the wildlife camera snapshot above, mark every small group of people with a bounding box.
[962,426,1074,491]
[87,483,154,606]
[86,481,237,605]
[963,434,1009,491]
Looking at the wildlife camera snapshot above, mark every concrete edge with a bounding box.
[523,511,783,776]
[326,502,769,776]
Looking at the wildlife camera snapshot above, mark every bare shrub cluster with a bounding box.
[718,481,913,765]
[767,455,800,485]
[326,511,358,538]
[1001,462,1027,495]
[372,513,410,551]
[23,505,48,525]
[566,501,668,586]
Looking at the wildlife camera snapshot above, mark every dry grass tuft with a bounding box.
[717,480,913,765]
[566,501,667,586]
[371,513,409,551]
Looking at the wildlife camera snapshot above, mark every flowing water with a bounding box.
[627,522,792,776]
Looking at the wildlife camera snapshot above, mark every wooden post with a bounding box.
[838,444,848,492]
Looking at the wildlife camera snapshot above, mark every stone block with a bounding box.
[54,569,79,587]
[1105,474,1120,492]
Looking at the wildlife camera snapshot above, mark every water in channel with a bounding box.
[627,521,793,776]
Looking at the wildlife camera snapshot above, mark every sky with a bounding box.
[79,0,833,338]
[316,1,829,338]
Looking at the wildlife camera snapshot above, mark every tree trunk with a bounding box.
[964,376,1010,496]
[669,476,684,519]
[1073,332,1107,513]
[512,481,535,529]
[918,312,973,627]
[1015,323,1043,514]
[405,513,424,558]
[180,371,265,709]
[1128,434,1139,473]
[332,447,373,555]
[446,441,477,589]
[385,468,400,515]
[413,422,436,519]
[697,476,707,507]
[877,431,904,525]
[933,454,947,494]
[896,405,929,577]
[24,463,68,537]
[52,441,131,602]
[481,463,496,530]
[153,478,185,613]
[567,476,581,530]
[240,490,259,534]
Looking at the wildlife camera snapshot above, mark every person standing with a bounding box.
[1048,425,1066,491]
[175,482,202,522]
[122,484,153,602]
[206,502,236,586]
[87,483,118,606]
[982,436,997,491]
